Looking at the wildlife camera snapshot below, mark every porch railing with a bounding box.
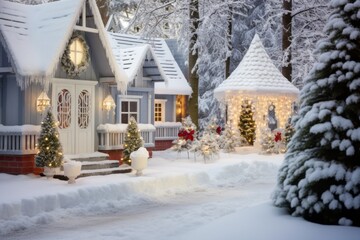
[154,122,181,140]
[97,124,156,150]
[0,125,40,155]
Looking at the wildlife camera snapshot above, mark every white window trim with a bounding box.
[154,99,167,123]
[118,95,142,124]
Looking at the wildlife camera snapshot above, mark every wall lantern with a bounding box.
[36,91,51,112]
[103,95,116,117]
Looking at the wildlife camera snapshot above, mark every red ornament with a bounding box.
[274,132,282,142]
[216,126,222,135]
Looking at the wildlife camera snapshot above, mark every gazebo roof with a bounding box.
[214,34,299,100]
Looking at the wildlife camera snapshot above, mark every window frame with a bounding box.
[154,99,167,123]
[117,95,142,124]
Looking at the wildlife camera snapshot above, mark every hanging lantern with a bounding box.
[103,95,116,117]
[36,91,51,112]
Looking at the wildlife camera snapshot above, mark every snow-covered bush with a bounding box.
[272,0,360,226]
[171,116,197,153]
[219,123,244,152]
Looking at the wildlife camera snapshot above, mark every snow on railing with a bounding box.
[154,122,181,140]
[97,124,156,150]
[0,125,40,155]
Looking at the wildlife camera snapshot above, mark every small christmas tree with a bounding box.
[220,123,243,152]
[192,118,220,162]
[171,116,197,152]
[259,128,275,154]
[122,117,143,166]
[238,100,256,145]
[284,122,295,148]
[35,109,63,168]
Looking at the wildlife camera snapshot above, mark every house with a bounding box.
[0,0,191,174]
[214,34,299,148]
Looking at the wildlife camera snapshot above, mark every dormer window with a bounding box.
[61,33,90,77]
[69,38,85,66]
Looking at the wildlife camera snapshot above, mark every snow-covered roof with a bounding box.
[108,33,192,95]
[0,0,129,92]
[214,34,299,100]
[0,0,84,89]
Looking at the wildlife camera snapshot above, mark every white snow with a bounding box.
[0,151,359,239]
[214,34,299,99]
[0,124,40,133]
[97,123,156,132]
[108,33,192,96]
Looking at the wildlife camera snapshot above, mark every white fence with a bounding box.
[0,125,40,155]
[154,122,181,140]
[97,124,156,150]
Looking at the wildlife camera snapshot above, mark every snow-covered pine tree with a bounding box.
[272,0,360,226]
[220,123,243,152]
[238,100,256,145]
[192,118,220,162]
[122,117,143,166]
[284,122,295,147]
[35,109,63,168]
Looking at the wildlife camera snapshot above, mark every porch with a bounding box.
[0,122,181,174]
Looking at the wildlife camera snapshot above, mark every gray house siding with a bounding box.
[1,75,23,125]
[155,94,176,122]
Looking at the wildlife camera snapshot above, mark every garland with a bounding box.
[61,33,90,77]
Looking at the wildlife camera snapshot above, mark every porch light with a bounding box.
[103,95,116,117]
[36,91,51,112]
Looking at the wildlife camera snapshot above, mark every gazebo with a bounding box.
[214,34,299,146]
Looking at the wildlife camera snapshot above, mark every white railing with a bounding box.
[0,125,40,155]
[154,122,182,140]
[97,124,156,150]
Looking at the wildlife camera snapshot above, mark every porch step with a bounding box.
[80,160,120,170]
[63,152,132,178]
[79,165,132,178]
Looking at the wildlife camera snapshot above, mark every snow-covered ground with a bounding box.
[1,150,359,240]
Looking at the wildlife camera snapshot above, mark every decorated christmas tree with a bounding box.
[220,123,243,152]
[171,116,197,152]
[35,109,63,168]
[238,100,256,145]
[192,117,220,162]
[273,0,360,226]
[122,117,144,166]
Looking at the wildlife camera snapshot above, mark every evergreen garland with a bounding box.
[61,32,90,77]
[35,109,63,168]
[238,100,256,145]
[122,117,144,166]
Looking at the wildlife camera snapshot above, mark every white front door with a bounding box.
[52,79,96,154]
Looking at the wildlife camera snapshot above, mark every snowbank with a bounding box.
[0,152,280,235]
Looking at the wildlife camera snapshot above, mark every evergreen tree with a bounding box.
[272,0,360,226]
[284,122,295,148]
[220,123,243,153]
[192,118,220,162]
[238,100,256,145]
[35,109,63,168]
[122,117,143,166]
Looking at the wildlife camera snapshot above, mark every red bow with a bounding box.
[274,132,282,142]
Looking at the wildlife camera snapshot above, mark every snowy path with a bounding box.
[3,168,275,240]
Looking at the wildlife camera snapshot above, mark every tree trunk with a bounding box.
[96,0,110,26]
[188,0,200,127]
[282,0,292,82]
[225,5,232,78]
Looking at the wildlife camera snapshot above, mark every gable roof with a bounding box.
[0,0,128,92]
[108,32,192,95]
[214,34,299,100]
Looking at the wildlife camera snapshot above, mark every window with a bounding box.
[57,89,71,129]
[78,90,90,129]
[120,99,139,124]
[69,38,85,66]
[154,99,166,122]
